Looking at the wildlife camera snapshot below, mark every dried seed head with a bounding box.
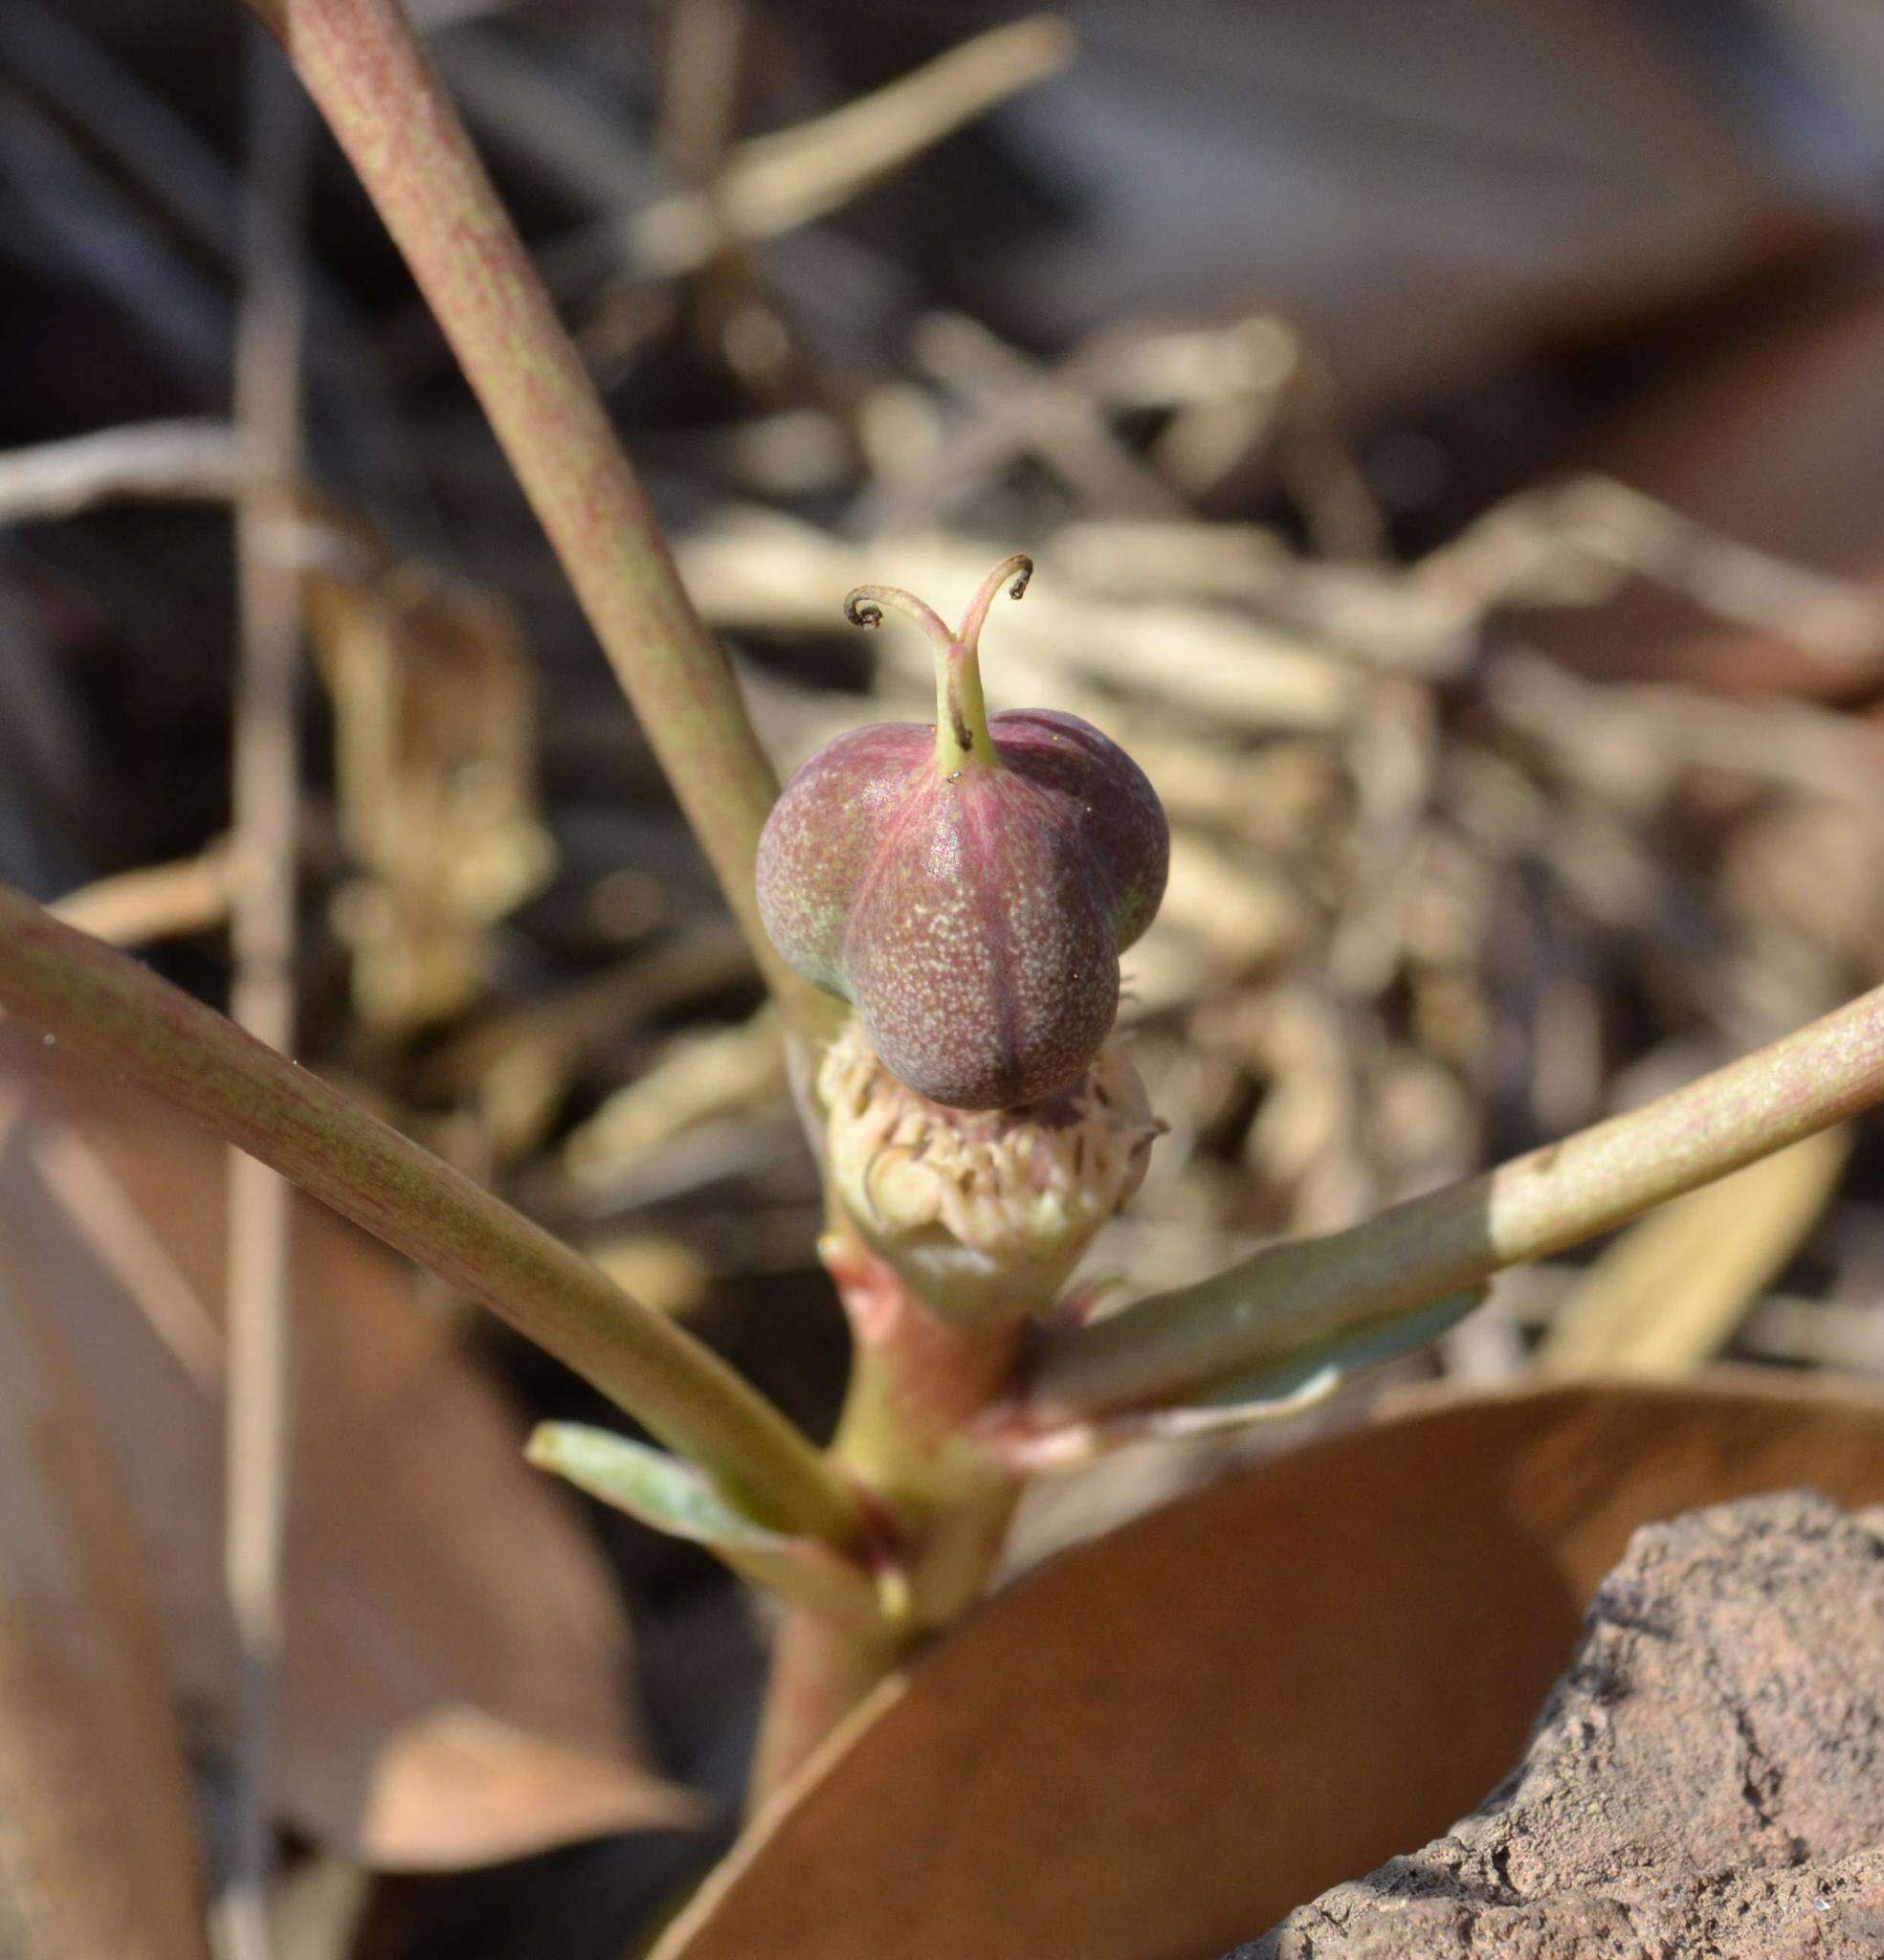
[756,556,1168,1109]
[818,1016,1162,1324]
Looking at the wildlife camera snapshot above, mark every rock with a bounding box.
[1234,1492,1884,1959]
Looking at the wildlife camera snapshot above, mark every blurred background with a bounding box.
[6,1,1884,1955]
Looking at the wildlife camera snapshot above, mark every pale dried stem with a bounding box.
[213,38,307,1960]
[0,419,243,523]
[625,16,1075,277]
[30,1125,226,1393]
[656,0,749,184]
[1418,476,1884,666]
[51,847,233,947]
[907,311,1189,523]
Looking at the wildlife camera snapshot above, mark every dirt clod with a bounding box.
[1235,1491,1884,1959]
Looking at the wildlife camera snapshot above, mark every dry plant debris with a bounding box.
[0,1030,702,1869]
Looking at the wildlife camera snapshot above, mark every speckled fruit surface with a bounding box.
[758,705,1166,1108]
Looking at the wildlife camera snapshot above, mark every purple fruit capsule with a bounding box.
[757,555,1169,1109]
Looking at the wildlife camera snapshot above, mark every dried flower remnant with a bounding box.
[757,556,1169,1109]
[818,1018,1162,1324]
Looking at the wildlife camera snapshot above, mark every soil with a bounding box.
[1234,1491,1884,1959]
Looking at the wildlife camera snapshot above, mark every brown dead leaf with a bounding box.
[655,1374,1884,1960]
[0,1091,210,1959]
[0,1029,703,1870]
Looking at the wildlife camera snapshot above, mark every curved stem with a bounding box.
[0,881,861,1547]
[842,583,955,650]
[1024,976,1884,1423]
[955,552,1032,650]
[241,0,840,1048]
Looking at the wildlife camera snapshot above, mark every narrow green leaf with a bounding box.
[1008,1291,1485,1465]
[528,1424,885,1627]
[1193,1289,1485,1410]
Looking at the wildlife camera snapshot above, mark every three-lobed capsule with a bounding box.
[757,556,1168,1109]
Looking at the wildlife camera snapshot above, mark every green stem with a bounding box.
[1026,977,1884,1423]
[955,552,1032,651]
[0,882,858,1545]
[934,642,993,776]
[937,553,1029,772]
[242,0,837,1045]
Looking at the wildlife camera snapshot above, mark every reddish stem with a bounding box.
[244,0,837,1043]
[748,1223,1025,1801]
